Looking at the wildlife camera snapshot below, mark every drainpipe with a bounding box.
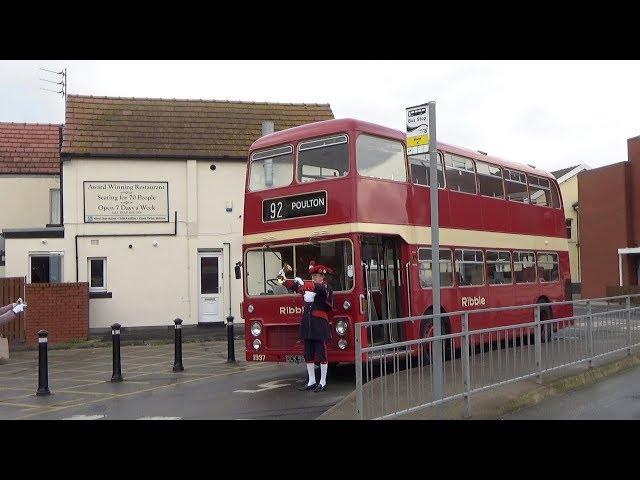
[223,242,232,317]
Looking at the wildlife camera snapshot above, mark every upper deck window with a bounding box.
[444,154,476,194]
[248,145,293,191]
[504,168,529,203]
[528,175,553,207]
[356,134,407,182]
[297,134,349,183]
[410,152,445,188]
[476,161,505,199]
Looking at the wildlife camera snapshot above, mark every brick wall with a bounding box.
[24,283,89,347]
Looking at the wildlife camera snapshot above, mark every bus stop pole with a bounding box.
[428,101,443,414]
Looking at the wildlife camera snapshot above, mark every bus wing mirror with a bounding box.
[235,262,242,279]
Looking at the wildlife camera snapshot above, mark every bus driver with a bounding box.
[278,261,334,392]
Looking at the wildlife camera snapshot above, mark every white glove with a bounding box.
[294,277,304,286]
[303,291,316,303]
[12,303,26,314]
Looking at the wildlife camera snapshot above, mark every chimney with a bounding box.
[262,121,274,136]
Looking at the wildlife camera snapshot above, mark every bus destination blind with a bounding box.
[262,191,327,222]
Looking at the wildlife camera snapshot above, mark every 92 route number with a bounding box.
[262,191,327,222]
[268,201,283,220]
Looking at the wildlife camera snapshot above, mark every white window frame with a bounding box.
[28,252,64,283]
[454,248,485,287]
[486,249,514,286]
[417,247,454,289]
[537,251,560,283]
[88,257,107,292]
[49,188,61,224]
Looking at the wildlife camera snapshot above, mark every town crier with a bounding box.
[279,261,334,392]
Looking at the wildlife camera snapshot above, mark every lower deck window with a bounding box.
[537,252,559,282]
[514,251,536,283]
[455,249,484,286]
[30,253,63,283]
[487,250,513,285]
[246,240,354,296]
[418,248,453,287]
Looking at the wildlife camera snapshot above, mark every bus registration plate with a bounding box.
[285,355,305,363]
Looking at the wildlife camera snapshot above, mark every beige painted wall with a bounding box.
[0,175,60,229]
[559,175,580,282]
[5,158,246,328]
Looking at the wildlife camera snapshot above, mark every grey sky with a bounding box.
[2,60,639,173]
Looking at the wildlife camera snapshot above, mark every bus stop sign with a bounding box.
[406,103,430,154]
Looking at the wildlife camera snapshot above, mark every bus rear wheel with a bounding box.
[419,317,451,365]
[540,306,553,343]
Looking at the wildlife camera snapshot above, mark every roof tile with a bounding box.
[0,123,61,174]
[62,95,334,158]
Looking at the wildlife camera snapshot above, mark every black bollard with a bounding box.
[226,315,236,363]
[173,318,184,372]
[110,323,123,382]
[36,330,51,396]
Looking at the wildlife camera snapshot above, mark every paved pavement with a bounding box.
[0,340,355,420]
[502,363,640,419]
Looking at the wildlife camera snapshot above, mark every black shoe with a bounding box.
[314,384,327,392]
[298,383,317,391]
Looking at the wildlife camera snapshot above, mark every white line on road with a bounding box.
[137,416,182,420]
[234,378,298,394]
[63,414,105,420]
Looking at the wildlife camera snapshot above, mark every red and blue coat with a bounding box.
[283,279,334,341]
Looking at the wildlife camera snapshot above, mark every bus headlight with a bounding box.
[336,320,348,335]
[247,304,255,313]
[251,321,262,337]
[253,339,262,350]
[343,300,351,310]
[338,339,348,350]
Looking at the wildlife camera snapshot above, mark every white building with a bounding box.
[0,123,62,277]
[3,95,333,332]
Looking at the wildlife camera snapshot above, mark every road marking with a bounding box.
[137,416,182,420]
[234,378,298,394]
[63,414,105,420]
[13,364,273,420]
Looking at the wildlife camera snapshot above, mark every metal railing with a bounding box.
[354,294,640,419]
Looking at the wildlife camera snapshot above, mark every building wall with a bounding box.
[0,175,60,228]
[579,163,631,299]
[559,175,581,282]
[4,158,247,329]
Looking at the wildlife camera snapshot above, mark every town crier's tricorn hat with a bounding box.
[309,261,334,275]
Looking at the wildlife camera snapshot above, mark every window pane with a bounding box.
[566,218,572,239]
[200,257,219,294]
[477,161,504,198]
[444,154,476,194]
[356,135,407,182]
[298,135,349,183]
[409,153,445,187]
[550,181,561,208]
[246,241,354,296]
[528,175,551,207]
[418,248,453,288]
[487,250,512,285]
[30,255,62,283]
[537,253,559,282]
[514,251,536,283]
[50,189,61,224]
[504,169,529,203]
[455,249,484,286]
[249,146,293,191]
[90,259,104,289]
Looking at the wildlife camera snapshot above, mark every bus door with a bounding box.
[361,235,404,346]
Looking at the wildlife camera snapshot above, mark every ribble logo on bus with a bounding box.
[461,296,486,307]
[263,191,327,222]
[280,306,303,315]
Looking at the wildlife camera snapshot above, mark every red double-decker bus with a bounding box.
[241,118,572,364]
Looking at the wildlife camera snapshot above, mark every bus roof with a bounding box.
[250,118,554,180]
